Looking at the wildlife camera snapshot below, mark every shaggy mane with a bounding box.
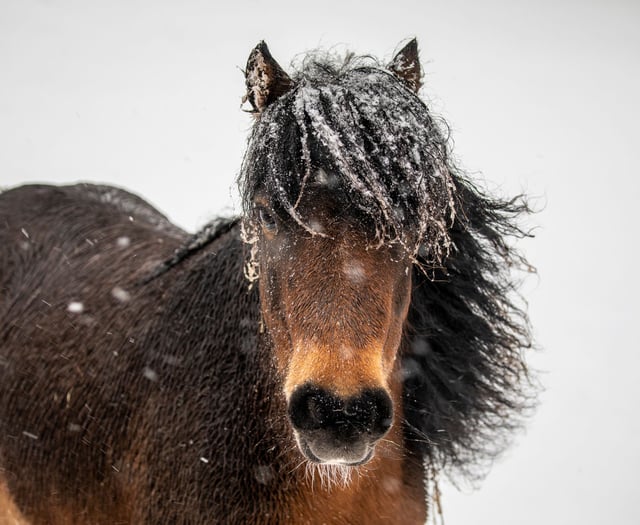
[240,51,456,263]
[403,184,534,478]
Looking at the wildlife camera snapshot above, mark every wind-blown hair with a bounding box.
[238,50,534,478]
[240,52,456,262]
[404,184,533,478]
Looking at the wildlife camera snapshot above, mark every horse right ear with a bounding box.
[243,41,294,115]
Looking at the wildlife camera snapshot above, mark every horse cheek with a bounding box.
[384,272,412,368]
[258,257,291,375]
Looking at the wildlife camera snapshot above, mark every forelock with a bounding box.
[239,51,459,262]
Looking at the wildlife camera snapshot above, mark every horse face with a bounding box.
[253,184,412,466]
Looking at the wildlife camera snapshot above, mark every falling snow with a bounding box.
[343,260,366,284]
[308,217,325,234]
[254,465,275,485]
[143,366,158,382]
[67,301,84,313]
[116,236,131,248]
[111,286,131,302]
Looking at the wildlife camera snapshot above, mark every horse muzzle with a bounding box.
[288,384,393,465]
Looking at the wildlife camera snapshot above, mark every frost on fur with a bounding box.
[240,51,459,271]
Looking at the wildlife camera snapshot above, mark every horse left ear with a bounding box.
[243,41,294,114]
[388,38,423,93]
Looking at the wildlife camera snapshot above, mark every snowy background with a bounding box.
[2,1,639,524]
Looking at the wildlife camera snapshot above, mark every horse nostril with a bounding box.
[343,404,357,417]
[307,396,327,425]
[345,388,393,437]
[289,384,337,431]
[288,384,393,439]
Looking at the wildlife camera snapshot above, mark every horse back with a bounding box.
[0,183,185,298]
[0,183,190,522]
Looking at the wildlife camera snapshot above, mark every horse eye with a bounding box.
[257,207,278,232]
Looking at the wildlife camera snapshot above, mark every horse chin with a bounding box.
[294,431,375,467]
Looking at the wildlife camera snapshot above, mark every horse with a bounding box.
[0,39,533,524]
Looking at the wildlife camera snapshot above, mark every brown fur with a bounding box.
[0,481,29,525]
[256,191,412,403]
[0,184,427,523]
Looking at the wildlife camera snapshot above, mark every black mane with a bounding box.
[239,50,534,477]
[240,52,456,262]
[404,183,533,477]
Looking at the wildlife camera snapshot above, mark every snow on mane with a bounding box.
[239,51,457,265]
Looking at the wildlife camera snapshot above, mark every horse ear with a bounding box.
[243,41,294,114]
[388,38,423,93]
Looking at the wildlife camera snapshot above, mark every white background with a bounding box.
[2,1,639,524]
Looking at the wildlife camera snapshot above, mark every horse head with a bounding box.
[239,39,455,466]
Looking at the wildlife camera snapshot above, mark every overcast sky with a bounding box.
[2,1,639,524]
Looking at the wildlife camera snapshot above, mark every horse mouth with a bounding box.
[294,431,375,466]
